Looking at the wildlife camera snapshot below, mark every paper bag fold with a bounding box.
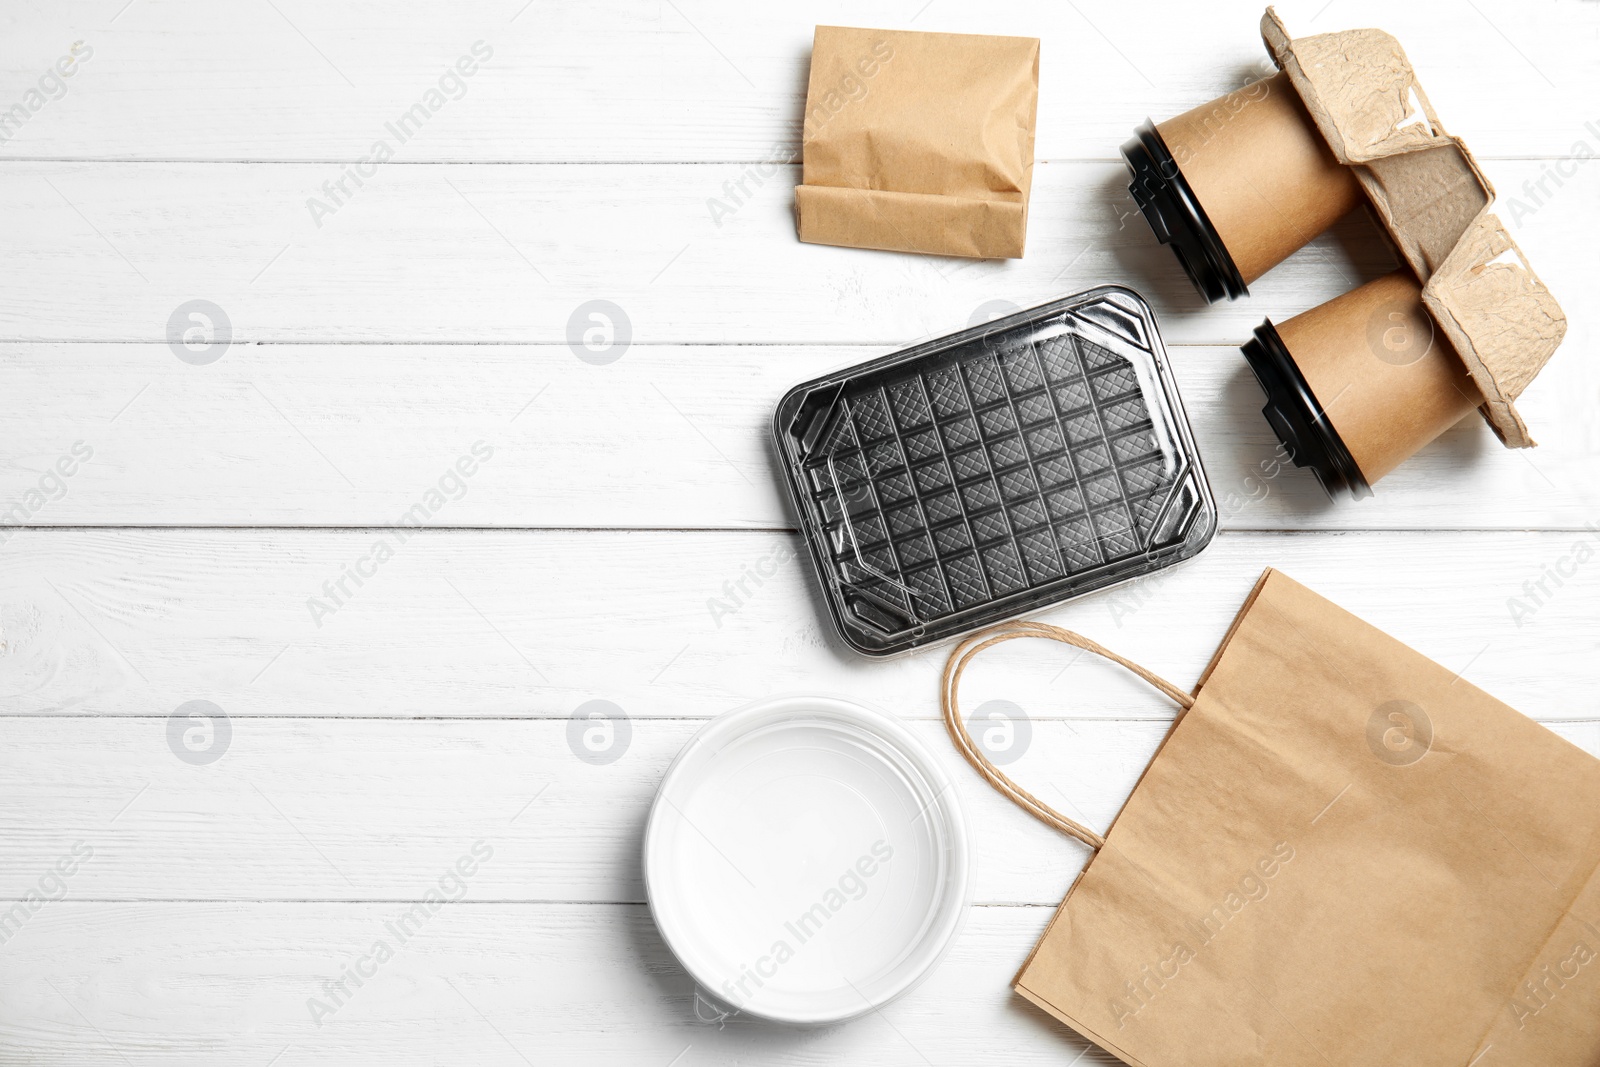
[795,186,1029,260]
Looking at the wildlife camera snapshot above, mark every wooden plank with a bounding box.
[0,159,1385,345]
[0,902,1130,1065]
[1,0,1593,162]
[0,340,1592,528]
[0,158,1590,349]
[0,529,1595,723]
[0,715,1106,905]
[2,715,1592,905]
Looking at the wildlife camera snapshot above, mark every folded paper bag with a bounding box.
[942,569,1600,1066]
[795,26,1039,259]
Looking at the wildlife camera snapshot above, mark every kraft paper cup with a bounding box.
[1122,71,1363,302]
[643,696,970,1024]
[1241,270,1483,499]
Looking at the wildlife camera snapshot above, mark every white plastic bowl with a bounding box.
[643,696,970,1024]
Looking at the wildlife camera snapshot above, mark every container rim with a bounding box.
[642,695,971,1025]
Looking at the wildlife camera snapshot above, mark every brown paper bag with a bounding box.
[942,569,1600,1066]
[795,26,1039,259]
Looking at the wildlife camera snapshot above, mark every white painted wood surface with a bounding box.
[0,0,1595,1063]
[0,159,1592,348]
[2,0,1594,162]
[1,341,1593,527]
[2,529,1598,721]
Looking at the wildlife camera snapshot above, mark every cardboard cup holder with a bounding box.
[1128,8,1567,499]
[1123,72,1362,302]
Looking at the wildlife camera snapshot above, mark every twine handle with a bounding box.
[940,620,1195,851]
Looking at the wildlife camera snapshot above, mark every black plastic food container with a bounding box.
[772,286,1218,656]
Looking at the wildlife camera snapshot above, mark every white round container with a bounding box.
[643,696,970,1025]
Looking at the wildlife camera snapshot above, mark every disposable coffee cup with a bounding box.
[643,696,969,1024]
[1241,270,1482,499]
[1122,72,1363,302]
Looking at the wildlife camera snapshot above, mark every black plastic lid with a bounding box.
[1240,319,1372,500]
[1121,120,1247,304]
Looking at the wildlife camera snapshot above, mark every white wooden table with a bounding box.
[1,1,1595,1062]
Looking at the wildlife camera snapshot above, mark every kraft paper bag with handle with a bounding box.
[942,568,1600,1066]
[795,26,1039,259]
